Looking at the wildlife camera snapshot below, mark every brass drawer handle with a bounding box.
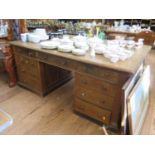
[62,61,67,65]
[23,79,27,82]
[81,80,87,85]
[81,93,85,97]
[21,69,25,72]
[28,52,33,57]
[77,105,85,111]
[42,56,47,60]
[99,100,105,104]
[102,86,107,92]
[25,60,29,64]
[102,116,106,121]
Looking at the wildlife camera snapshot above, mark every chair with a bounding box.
[135,31,155,46]
[0,42,17,87]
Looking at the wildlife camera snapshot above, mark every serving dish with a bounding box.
[72,48,86,56]
[58,45,74,53]
[40,41,60,49]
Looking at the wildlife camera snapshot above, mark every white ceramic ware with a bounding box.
[72,48,86,56]
[28,34,41,43]
[58,45,74,53]
[60,38,73,46]
[20,33,28,42]
[40,41,60,49]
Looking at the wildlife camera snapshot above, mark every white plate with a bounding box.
[40,41,60,49]
[94,45,106,54]
[60,38,73,46]
[72,48,86,56]
[58,45,74,53]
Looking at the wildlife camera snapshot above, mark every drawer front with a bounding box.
[15,53,40,75]
[13,46,38,58]
[38,52,128,84]
[17,70,42,91]
[75,73,122,98]
[74,98,111,125]
[75,87,116,109]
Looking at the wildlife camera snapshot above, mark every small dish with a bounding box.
[40,41,60,49]
[72,48,86,56]
[58,45,74,53]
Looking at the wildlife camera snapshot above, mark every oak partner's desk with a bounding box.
[11,41,151,134]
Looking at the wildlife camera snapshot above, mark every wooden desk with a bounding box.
[10,41,151,134]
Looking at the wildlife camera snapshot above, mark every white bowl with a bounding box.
[74,41,88,48]
[39,34,49,41]
[28,34,41,43]
[94,45,106,54]
[73,35,87,42]
[34,28,46,36]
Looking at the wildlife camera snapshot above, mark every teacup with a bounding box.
[20,33,28,42]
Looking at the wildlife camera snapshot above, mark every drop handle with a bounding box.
[81,93,85,97]
[28,52,33,57]
[81,80,87,85]
[100,100,105,104]
[102,116,106,121]
[62,61,67,65]
[42,56,47,60]
[25,60,29,64]
[102,86,107,92]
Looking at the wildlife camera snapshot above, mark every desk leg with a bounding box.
[2,46,17,87]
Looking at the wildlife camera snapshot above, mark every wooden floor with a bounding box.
[0,49,155,135]
[0,74,104,135]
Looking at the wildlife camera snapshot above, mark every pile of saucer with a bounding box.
[40,41,60,49]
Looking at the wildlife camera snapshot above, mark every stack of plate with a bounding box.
[74,41,89,51]
[58,45,74,53]
[72,48,86,56]
[60,38,73,46]
[94,44,106,54]
[40,41,60,49]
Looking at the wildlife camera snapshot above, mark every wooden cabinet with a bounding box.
[74,65,144,132]
[13,46,72,96]
[74,72,123,130]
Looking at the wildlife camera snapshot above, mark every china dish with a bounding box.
[40,41,60,49]
[58,45,74,53]
[60,38,74,46]
[94,44,106,54]
[72,48,86,56]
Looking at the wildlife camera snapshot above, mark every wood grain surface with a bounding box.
[10,41,151,74]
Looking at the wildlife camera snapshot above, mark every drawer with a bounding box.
[75,73,122,98]
[74,87,116,109]
[38,52,129,84]
[74,98,111,125]
[13,46,28,55]
[17,71,42,91]
[15,54,40,75]
[13,46,38,58]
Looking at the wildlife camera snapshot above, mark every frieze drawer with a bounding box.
[74,98,111,125]
[75,72,122,98]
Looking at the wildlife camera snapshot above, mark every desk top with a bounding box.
[11,41,151,74]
